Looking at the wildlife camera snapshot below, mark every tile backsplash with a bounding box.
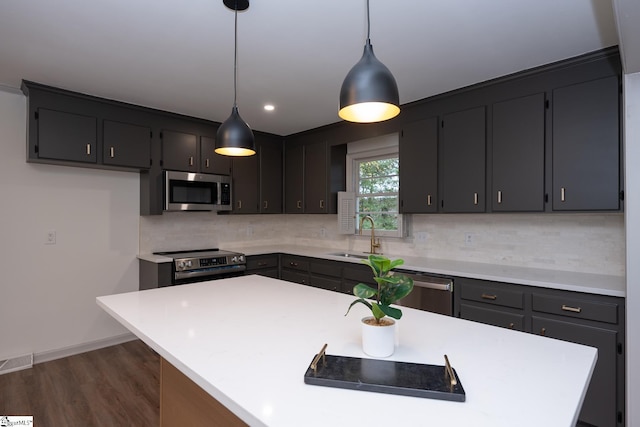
[140,212,625,276]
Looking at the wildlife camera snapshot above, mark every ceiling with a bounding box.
[0,1,624,136]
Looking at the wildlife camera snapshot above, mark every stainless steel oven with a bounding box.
[153,249,246,285]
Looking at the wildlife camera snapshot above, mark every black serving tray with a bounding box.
[304,354,466,402]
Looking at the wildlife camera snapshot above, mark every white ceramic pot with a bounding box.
[361,316,396,358]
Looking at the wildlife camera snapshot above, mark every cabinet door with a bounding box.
[399,117,438,213]
[492,93,545,211]
[285,144,304,213]
[441,106,486,212]
[552,76,620,210]
[232,155,259,213]
[103,120,151,169]
[37,108,97,163]
[532,316,618,427]
[200,136,232,175]
[304,141,328,213]
[259,137,283,213]
[161,130,198,172]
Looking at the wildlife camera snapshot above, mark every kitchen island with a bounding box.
[97,275,596,427]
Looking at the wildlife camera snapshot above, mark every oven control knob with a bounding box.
[231,256,238,263]
[185,260,192,268]
[239,255,244,262]
[177,261,185,270]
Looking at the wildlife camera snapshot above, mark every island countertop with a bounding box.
[97,275,596,427]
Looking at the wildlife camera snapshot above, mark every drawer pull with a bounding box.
[427,194,432,206]
[189,156,194,166]
[263,200,268,209]
[86,143,92,155]
[540,327,546,336]
[237,200,242,209]
[473,192,478,205]
[481,293,497,300]
[561,304,582,313]
[257,262,268,267]
[290,262,298,267]
[297,200,302,209]
[319,199,325,209]
[497,190,502,204]
[205,158,210,168]
[560,187,566,202]
[109,146,115,158]
[508,322,514,329]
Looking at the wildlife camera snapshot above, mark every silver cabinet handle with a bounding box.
[561,187,566,202]
[297,200,302,209]
[561,304,582,313]
[481,293,497,300]
[319,200,325,209]
[237,200,242,209]
[189,156,194,167]
[263,200,268,210]
[473,192,478,205]
[86,144,91,155]
[205,158,210,168]
[497,190,502,204]
[109,146,115,158]
[427,195,432,206]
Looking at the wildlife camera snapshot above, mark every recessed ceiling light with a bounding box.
[264,104,275,111]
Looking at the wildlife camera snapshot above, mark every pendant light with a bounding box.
[339,0,400,123]
[216,0,256,156]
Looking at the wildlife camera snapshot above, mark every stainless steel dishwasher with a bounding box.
[395,270,453,316]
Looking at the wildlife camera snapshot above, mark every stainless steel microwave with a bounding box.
[163,170,232,212]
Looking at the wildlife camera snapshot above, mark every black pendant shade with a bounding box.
[216,106,255,156]
[338,0,400,123]
[215,0,255,157]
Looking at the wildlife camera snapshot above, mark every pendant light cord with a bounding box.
[233,2,238,108]
[366,0,370,43]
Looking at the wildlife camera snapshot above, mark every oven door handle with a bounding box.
[175,265,246,281]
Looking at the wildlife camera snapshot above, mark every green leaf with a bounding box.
[353,283,376,299]
[345,298,373,316]
[379,304,403,320]
[371,303,386,321]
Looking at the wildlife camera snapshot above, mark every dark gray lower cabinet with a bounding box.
[309,259,343,293]
[245,254,279,278]
[280,255,310,285]
[456,278,625,427]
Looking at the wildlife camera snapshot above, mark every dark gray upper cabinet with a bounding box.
[37,108,97,164]
[491,93,545,212]
[304,141,328,213]
[285,144,304,213]
[232,153,259,213]
[259,136,283,213]
[441,106,486,212]
[102,120,151,169]
[200,136,232,175]
[552,76,620,211]
[161,130,198,172]
[399,117,438,213]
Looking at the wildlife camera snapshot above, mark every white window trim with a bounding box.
[346,133,404,238]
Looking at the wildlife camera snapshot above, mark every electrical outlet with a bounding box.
[464,233,473,245]
[45,230,56,245]
[415,232,428,243]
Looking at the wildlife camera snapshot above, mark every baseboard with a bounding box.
[34,332,137,364]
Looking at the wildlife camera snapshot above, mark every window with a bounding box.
[346,133,403,238]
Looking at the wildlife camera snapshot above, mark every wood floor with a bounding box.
[0,340,159,427]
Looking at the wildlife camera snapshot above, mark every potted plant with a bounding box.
[345,254,414,357]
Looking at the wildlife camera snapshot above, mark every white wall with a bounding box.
[0,88,140,362]
[623,72,640,427]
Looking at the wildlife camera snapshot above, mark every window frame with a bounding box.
[346,133,403,238]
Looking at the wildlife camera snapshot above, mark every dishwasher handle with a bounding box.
[396,270,453,292]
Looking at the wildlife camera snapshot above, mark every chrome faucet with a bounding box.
[359,215,381,254]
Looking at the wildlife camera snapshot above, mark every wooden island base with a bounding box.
[160,358,247,427]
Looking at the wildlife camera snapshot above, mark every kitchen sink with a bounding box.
[327,252,369,260]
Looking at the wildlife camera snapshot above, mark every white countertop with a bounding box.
[138,244,625,297]
[97,275,597,427]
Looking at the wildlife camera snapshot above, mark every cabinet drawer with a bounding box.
[531,293,618,324]
[343,265,374,283]
[309,275,341,292]
[460,282,524,309]
[280,270,308,285]
[281,255,309,272]
[246,255,279,271]
[460,303,525,331]
[309,261,342,278]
